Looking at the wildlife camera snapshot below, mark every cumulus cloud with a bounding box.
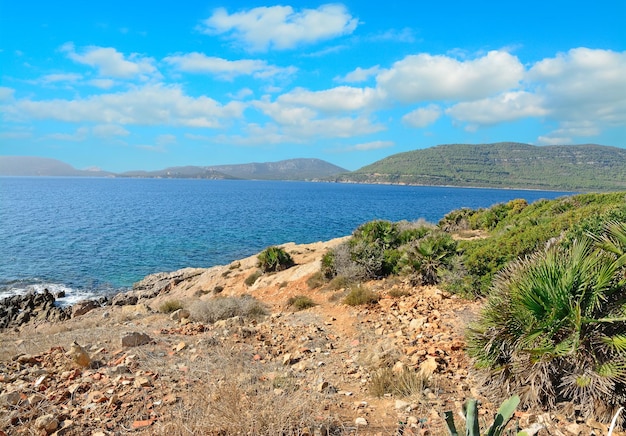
[528,48,626,126]
[336,66,381,83]
[275,86,379,113]
[445,91,547,125]
[163,52,296,80]
[346,140,394,151]
[402,105,442,128]
[376,50,524,102]
[61,43,159,79]
[9,84,245,128]
[89,79,116,89]
[200,4,358,51]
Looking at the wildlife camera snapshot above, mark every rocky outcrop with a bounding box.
[111,268,205,306]
[0,290,70,330]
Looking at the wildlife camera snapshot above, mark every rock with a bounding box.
[0,391,21,406]
[71,300,99,318]
[67,341,91,368]
[170,308,191,321]
[34,414,58,433]
[121,332,152,347]
[355,417,368,427]
[395,399,411,410]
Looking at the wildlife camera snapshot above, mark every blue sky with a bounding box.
[1,1,625,172]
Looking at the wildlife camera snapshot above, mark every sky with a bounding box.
[0,1,625,172]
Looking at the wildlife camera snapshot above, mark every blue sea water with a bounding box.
[0,177,571,304]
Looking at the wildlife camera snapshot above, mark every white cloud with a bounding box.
[445,91,547,125]
[164,52,296,80]
[537,136,572,145]
[200,4,358,51]
[402,105,442,128]
[228,88,254,100]
[89,79,116,89]
[274,86,379,113]
[0,87,15,101]
[61,43,159,79]
[376,50,524,102]
[46,126,90,142]
[92,124,130,138]
[366,28,415,43]
[346,140,394,151]
[156,133,177,146]
[336,66,381,83]
[528,48,626,126]
[40,73,82,84]
[9,84,245,128]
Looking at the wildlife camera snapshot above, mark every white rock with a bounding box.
[355,417,368,426]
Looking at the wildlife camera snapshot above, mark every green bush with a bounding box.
[343,285,379,306]
[257,246,294,273]
[287,295,317,311]
[398,230,457,285]
[467,223,626,424]
[244,269,262,286]
[158,300,183,314]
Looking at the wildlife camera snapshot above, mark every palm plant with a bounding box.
[400,231,457,285]
[467,222,626,425]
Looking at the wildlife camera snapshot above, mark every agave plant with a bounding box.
[467,222,626,425]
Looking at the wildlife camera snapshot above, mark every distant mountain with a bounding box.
[0,157,348,181]
[0,156,113,177]
[207,158,348,180]
[119,166,236,180]
[333,143,626,191]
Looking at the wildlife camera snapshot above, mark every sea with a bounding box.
[0,177,572,306]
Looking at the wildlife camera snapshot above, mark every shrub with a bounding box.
[467,224,626,425]
[306,271,325,289]
[343,285,379,306]
[287,295,317,311]
[257,246,294,273]
[244,269,262,286]
[158,300,183,314]
[399,231,457,285]
[368,367,427,398]
[190,295,267,323]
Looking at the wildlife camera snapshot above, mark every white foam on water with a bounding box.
[0,283,98,307]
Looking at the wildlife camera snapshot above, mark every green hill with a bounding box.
[335,142,626,191]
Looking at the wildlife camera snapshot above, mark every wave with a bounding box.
[0,279,123,307]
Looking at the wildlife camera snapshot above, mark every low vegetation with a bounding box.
[189,295,267,323]
[286,295,317,311]
[158,300,183,314]
[368,367,428,398]
[468,222,626,423]
[257,246,294,273]
[343,285,380,306]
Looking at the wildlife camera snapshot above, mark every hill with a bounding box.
[334,142,626,191]
[0,156,113,177]
[0,157,347,181]
[119,158,347,180]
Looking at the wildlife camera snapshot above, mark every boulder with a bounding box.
[121,332,152,347]
[71,300,100,318]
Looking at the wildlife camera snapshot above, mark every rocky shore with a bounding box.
[1,239,623,435]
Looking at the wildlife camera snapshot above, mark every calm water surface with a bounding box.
[0,177,571,303]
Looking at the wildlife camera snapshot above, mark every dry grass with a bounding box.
[189,295,267,324]
[368,367,428,398]
[154,350,343,435]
